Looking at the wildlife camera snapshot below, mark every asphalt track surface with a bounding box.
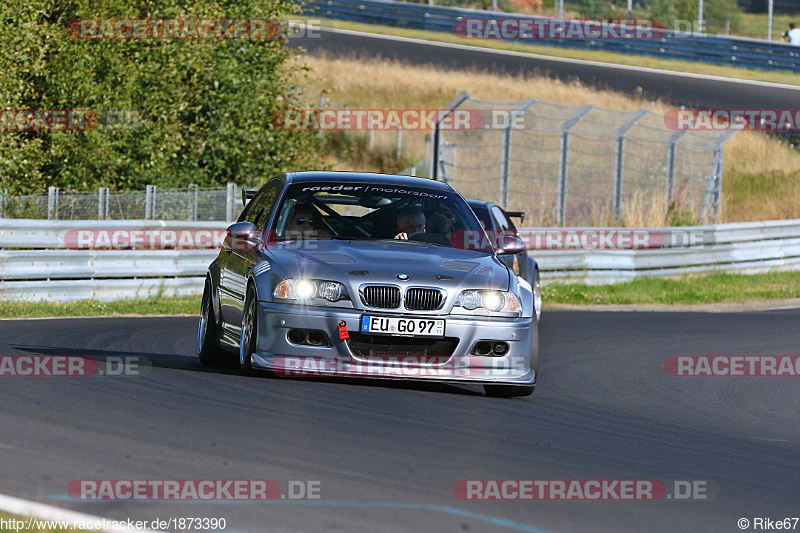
[1,310,799,532]
[289,27,800,109]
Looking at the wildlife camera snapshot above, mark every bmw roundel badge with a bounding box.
[397,273,409,281]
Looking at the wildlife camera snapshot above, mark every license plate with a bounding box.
[360,316,445,337]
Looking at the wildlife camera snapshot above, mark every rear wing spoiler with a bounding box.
[241,188,258,206]
[505,211,525,224]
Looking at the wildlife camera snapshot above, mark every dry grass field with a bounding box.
[296,54,800,225]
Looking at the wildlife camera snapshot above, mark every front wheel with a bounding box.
[239,285,258,375]
[484,385,535,398]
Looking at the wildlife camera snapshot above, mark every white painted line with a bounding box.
[311,26,800,90]
[0,314,195,321]
[754,304,800,311]
[0,492,163,532]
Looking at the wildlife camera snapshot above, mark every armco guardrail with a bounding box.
[2,218,800,301]
[0,220,222,302]
[304,0,800,73]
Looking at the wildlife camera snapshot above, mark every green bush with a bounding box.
[0,0,324,195]
[644,0,742,33]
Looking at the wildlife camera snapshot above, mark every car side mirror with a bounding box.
[225,222,261,252]
[495,234,526,255]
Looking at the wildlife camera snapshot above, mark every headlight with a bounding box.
[455,290,521,314]
[274,279,347,302]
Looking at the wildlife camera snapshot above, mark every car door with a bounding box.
[219,180,281,338]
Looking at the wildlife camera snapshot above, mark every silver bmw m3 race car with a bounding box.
[198,171,541,397]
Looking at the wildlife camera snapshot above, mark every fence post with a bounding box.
[499,99,536,209]
[665,130,687,215]
[368,113,375,150]
[557,105,593,227]
[396,125,403,159]
[226,183,236,223]
[344,104,350,140]
[711,130,737,222]
[319,94,326,138]
[432,91,470,182]
[410,165,416,177]
[189,183,198,221]
[613,110,648,220]
[48,186,59,220]
[700,175,716,223]
[145,185,156,220]
[98,187,109,220]
[0,189,6,219]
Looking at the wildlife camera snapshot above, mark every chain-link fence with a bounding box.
[431,92,738,227]
[0,184,245,222]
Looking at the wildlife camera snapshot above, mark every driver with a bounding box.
[394,209,426,240]
[284,203,328,240]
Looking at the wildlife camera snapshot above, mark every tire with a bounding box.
[484,385,535,398]
[239,284,258,375]
[198,278,228,366]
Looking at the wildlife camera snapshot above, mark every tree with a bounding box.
[0,0,323,194]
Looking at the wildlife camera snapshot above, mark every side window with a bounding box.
[473,206,492,230]
[490,206,517,233]
[253,186,278,228]
[237,180,282,226]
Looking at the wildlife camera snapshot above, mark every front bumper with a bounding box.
[252,302,538,386]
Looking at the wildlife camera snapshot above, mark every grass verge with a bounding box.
[1,272,800,318]
[0,296,201,319]
[295,17,800,86]
[543,271,800,305]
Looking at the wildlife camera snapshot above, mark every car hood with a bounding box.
[264,239,510,292]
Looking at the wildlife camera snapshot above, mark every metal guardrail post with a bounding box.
[226,183,236,223]
[556,105,593,227]
[665,130,688,214]
[48,186,59,220]
[613,110,648,220]
[499,99,536,209]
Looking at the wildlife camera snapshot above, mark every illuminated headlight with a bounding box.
[455,290,521,314]
[274,279,347,302]
[294,280,316,300]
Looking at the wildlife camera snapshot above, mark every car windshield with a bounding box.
[271,181,493,251]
